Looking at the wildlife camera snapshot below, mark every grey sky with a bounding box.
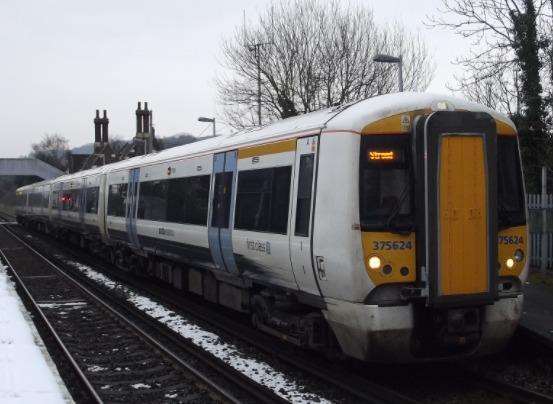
[0,0,470,157]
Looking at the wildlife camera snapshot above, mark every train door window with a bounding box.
[51,191,59,209]
[235,166,292,234]
[108,183,128,217]
[85,187,99,214]
[212,172,233,228]
[71,189,81,212]
[295,154,315,236]
[137,180,168,221]
[270,167,292,234]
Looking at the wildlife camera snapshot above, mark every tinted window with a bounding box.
[85,187,99,214]
[359,135,413,231]
[166,175,210,225]
[62,189,81,212]
[42,189,49,208]
[52,191,60,209]
[235,166,292,234]
[498,137,526,227]
[29,191,42,207]
[108,183,128,217]
[211,172,233,228]
[295,154,315,236]
[137,180,168,221]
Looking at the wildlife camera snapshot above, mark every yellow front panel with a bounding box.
[439,136,488,295]
[361,232,416,285]
[498,225,527,277]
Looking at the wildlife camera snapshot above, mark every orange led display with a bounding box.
[368,150,396,161]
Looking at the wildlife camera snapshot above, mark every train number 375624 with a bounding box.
[498,236,523,245]
[372,241,413,250]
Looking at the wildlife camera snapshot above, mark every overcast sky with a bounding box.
[0,0,470,157]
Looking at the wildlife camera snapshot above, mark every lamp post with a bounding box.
[198,116,216,137]
[248,41,272,126]
[373,54,403,92]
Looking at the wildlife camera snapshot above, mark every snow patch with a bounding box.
[0,257,68,403]
[131,383,151,389]
[62,258,332,404]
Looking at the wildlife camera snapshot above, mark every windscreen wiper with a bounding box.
[385,183,411,230]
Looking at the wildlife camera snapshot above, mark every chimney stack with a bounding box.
[101,110,109,144]
[136,102,143,134]
[143,102,150,133]
[94,110,101,144]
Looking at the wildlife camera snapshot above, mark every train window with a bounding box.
[295,154,315,237]
[235,166,292,234]
[42,189,49,208]
[29,192,41,207]
[359,135,413,231]
[107,183,128,217]
[212,172,233,228]
[62,189,81,212]
[166,175,210,226]
[51,191,60,209]
[137,180,168,221]
[498,137,526,227]
[85,187,99,214]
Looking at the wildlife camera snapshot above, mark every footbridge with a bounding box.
[0,158,64,180]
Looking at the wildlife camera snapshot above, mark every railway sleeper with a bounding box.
[23,224,340,354]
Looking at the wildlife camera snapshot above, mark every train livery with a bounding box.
[16,93,528,362]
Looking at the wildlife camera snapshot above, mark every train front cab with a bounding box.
[325,109,527,362]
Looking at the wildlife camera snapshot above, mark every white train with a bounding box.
[16,93,528,362]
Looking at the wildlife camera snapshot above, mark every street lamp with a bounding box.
[373,54,403,92]
[198,116,216,137]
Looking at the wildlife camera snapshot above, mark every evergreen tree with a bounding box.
[511,0,548,192]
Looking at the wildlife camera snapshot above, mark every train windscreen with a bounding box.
[498,136,526,228]
[359,134,414,232]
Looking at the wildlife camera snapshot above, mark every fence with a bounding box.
[527,194,553,271]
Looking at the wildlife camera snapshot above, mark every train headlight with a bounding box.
[514,249,524,262]
[506,258,515,269]
[368,256,381,270]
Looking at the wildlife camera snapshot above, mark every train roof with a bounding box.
[19,92,516,191]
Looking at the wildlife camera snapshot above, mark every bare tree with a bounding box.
[30,133,70,172]
[428,0,551,115]
[217,0,435,129]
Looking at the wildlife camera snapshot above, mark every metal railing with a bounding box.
[527,193,553,271]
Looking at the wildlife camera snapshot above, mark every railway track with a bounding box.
[0,223,289,404]
[3,222,420,404]
[7,221,553,403]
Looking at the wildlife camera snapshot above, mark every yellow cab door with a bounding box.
[417,111,498,307]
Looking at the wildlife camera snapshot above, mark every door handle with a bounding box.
[316,256,327,281]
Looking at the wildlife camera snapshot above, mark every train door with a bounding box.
[126,168,140,248]
[413,111,498,307]
[79,178,86,228]
[289,136,322,296]
[208,151,238,273]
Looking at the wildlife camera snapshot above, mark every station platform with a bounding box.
[521,272,553,347]
[0,260,71,403]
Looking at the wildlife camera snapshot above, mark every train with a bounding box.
[15,93,528,362]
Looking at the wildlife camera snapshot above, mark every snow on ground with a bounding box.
[0,258,71,403]
[60,258,333,404]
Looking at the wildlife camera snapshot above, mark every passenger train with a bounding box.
[16,93,528,362]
